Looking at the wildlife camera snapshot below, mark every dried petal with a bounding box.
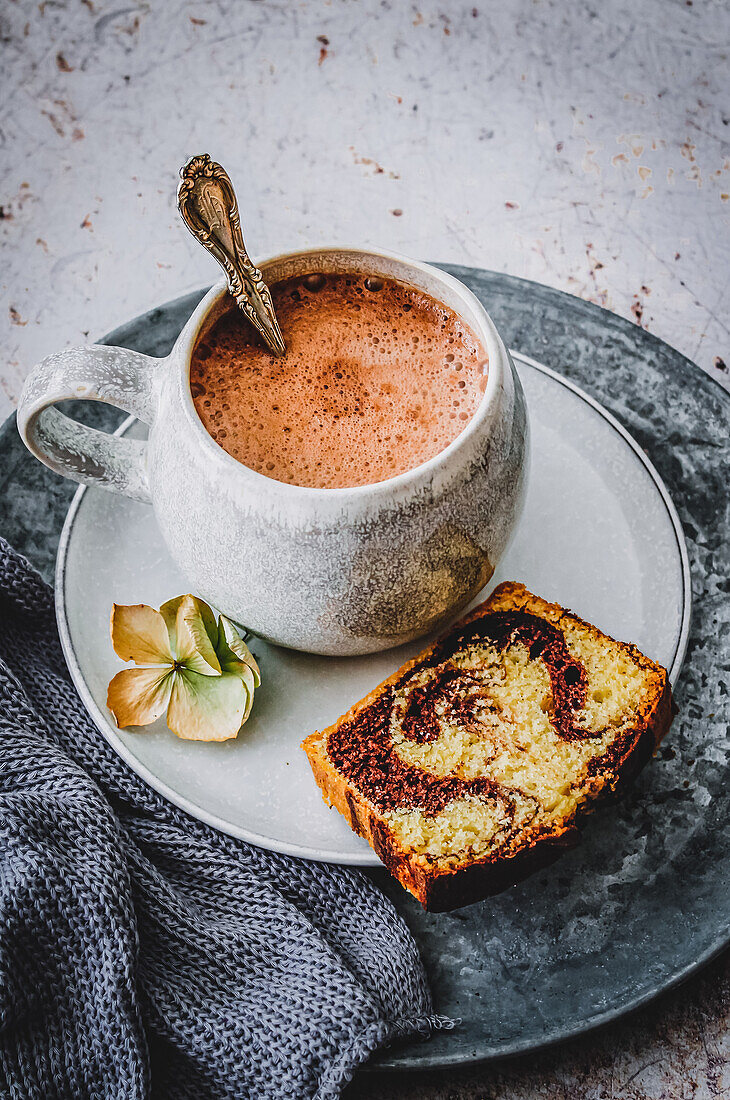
[166,667,247,741]
[160,594,221,676]
[107,666,175,728]
[240,664,257,722]
[217,615,261,686]
[110,603,174,665]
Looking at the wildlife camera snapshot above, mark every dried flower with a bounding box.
[107,595,260,741]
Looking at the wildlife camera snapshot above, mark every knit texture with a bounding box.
[0,537,445,1099]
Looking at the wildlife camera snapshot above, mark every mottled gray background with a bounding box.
[1,1,728,1097]
[0,0,728,417]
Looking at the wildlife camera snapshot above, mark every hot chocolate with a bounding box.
[190,272,488,489]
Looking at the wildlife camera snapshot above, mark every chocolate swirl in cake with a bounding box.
[326,611,602,817]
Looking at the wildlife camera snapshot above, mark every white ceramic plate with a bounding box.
[56,354,691,865]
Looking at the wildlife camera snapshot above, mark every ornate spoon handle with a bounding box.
[177,154,286,356]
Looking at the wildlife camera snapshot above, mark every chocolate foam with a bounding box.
[190,272,487,488]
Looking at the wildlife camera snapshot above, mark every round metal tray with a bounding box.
[1,266,727,1070]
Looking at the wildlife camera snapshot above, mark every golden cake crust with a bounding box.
[302,582,674,911]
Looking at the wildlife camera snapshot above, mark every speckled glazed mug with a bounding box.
[17,247,528,655]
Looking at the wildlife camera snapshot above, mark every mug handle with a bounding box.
[16,345,164,504]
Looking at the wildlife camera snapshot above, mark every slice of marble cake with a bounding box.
[302,583,674,911]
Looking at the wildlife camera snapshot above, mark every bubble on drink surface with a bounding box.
[190,381,206,399]
[304,273,326,291]
[364,277,384,292]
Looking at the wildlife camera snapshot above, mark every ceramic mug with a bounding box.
[17,247,528,655]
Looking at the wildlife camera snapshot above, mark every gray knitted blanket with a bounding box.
[0,538,445,1099]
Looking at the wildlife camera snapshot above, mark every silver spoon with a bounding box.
[177,154,286,356]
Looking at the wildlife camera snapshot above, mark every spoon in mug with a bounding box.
[177,154,286,356]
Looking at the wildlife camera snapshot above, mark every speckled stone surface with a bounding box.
[1,0,728,426]
[0,271,728,1094]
